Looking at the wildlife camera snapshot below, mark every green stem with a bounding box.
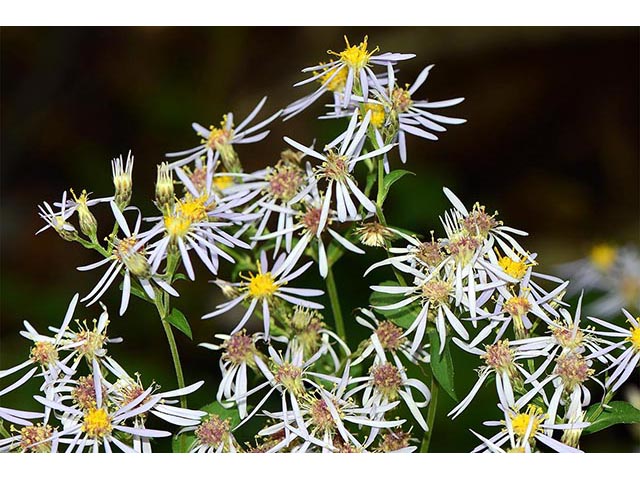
[161,319,187,408]
[376,156,386,207]
[0,421,10,439]
[325,262,347,342]
[154,293,187,408]
[587,389,615,422]
[420,375,440,453]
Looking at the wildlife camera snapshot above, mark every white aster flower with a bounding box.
[77,201,178,315]
[101,356,207,429]
[587,308,640,392]
[199,330,267,419]
[182,413,240,453]
[472,403,588,453]
[143,191,256,280]
[590,246,640,316]
[0,294,81,411]
[556,243,619,294]
[166,96,281,173]
[254,180,364,278]
[346,357,431,431]
[353,308,429,366]
[35,382,171,453]
[283,36,414,119]
[231,343,332,438]
[448,339,539,419]
[283,110,393,230]
[350,63,466,169]
[0,422,59,453]
[201,250,324,338]
[371,263,471,355]
[259,364,404,453]
[35,190,78,240]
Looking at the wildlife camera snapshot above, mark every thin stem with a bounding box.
[420,375,440,453]
[325,262,347,342]
[161,319,187,408]
[0,421,10,439]
[587,389,615,423]
[376,156,386,207]
[154,293,187,408]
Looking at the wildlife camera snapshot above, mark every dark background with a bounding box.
[1,27,639,452]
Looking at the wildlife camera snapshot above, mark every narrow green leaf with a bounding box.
[583,401,640,434]
[173,273,189,282]
[369,280,420,329]
[172,401,242,452]
[165,308,193,340]
[381,169,414,203]
[427,327,457,401]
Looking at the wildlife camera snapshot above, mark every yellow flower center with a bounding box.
[628,324,640,352]
[247,272,278,298]
[164,215,192,238]
[498,254,533,280]
[331,35,376,71]
[213,175,234,191]
[362,103,386,128]
[177,195,208,223]
[82,408,112,439]
[589,244,617,271]
[316,64,349,92]
[164,195,210,239]
[510,405,544,438]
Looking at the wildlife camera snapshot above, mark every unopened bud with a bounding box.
[355,222,395,248]
[155,162,174,211]
[71,189,98,239]
[111,151,134,209]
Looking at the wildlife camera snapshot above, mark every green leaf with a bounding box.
[380,169,414,203]
[172,401,242,452]
[199,401,242,427]
[369,280,420,329]
[427,326,457,401]
[583,401,640,435]
[173,273,189,282]
[165,308,193,340]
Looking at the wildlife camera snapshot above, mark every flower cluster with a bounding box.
[0,296,205,452]
[3,34,638,455]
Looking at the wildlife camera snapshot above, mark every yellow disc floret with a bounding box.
[213,175,234,191]
[246,271,278,299]
[164,194,210,239]
[330,35,377,71]
[510,405,544,438]
[316,64,349,92]
[628,323,640,352]
[363,103,386,128]
[589,244,617,271]
[177,195,209,223]
[497,250,536,281]
[82,407,113,439]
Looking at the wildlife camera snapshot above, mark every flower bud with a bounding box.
[71,189,98,239]
[155,162,174,212]
[111,151,134,209]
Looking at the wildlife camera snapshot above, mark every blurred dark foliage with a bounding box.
[1,27,638,452]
